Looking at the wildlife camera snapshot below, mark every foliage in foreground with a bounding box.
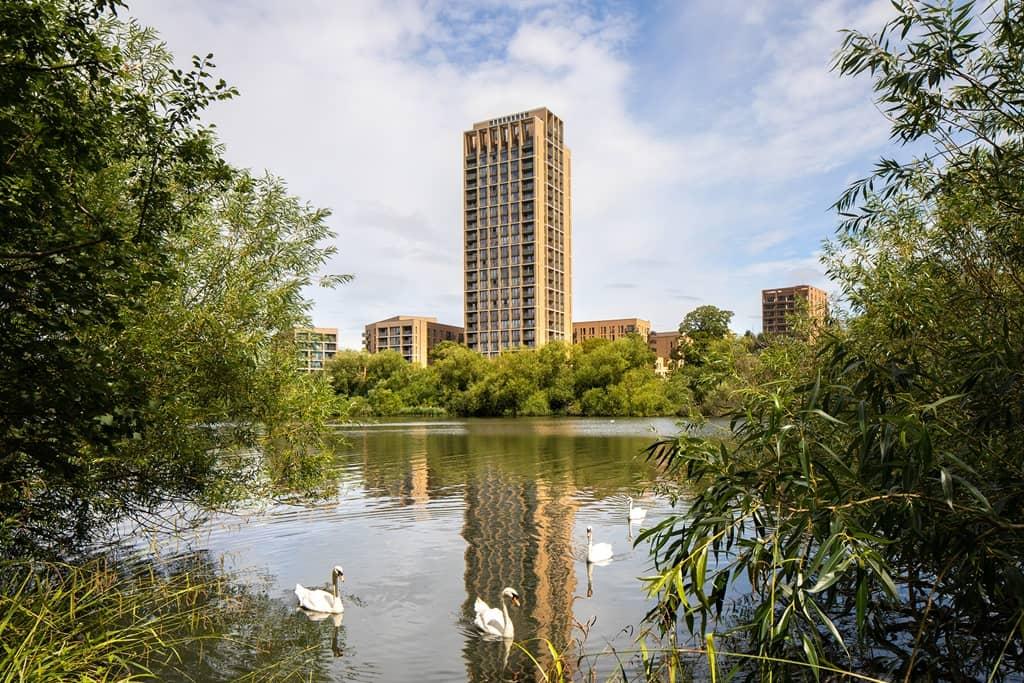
[0,556,346,683]
[0,0,343,558]
[642,1,1024,679]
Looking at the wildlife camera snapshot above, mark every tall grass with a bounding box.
[0,557,223,682]
[519,629,892,682]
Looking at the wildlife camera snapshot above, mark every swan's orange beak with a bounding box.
[511,594,521,607]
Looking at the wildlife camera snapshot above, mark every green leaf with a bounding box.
[802,634,821,681]
[940,466,954,510]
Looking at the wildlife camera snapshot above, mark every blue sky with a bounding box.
[129,0,898,349]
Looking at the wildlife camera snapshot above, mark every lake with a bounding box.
[156,417,691,682]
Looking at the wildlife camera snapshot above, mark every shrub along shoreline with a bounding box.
[325,330,812,420]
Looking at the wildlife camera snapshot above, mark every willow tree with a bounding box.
[643,2,1024,679]
[0,0,342,556]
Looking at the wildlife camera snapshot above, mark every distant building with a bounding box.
[364,316,464,367]
[762,285,828,336]
[572,318,651,344]
[648,330,682,376]
[293,327,338,372]
[463,107,572,356]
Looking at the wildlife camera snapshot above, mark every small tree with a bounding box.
[675,305,734,366]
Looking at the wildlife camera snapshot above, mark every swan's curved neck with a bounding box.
[331,574,339,599]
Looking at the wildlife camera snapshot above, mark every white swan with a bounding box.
[474,587,521,639]
[628,496,647,522]
[586,526,613,564]
[295,565,345,614]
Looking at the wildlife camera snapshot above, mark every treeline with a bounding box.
[325,316,813,418]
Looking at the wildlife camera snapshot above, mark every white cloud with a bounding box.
[746,228,794,254]
[127,0,897,342]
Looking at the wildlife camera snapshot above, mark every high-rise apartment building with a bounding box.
[293,327,338,371]
[463,107,572,356]
[572,318,651,344]
[363,315,464,367]
[762,285,828,336]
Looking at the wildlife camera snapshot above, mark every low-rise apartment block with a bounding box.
[294,327,338,372]
[648,330,682,376]
[364,316,464,367]
[572,318,651,344]
[762,285,828,336]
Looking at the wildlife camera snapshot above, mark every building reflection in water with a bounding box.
[461,468,578,681]
[347,420,653,681]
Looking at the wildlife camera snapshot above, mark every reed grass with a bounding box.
[520,632,892,682]
[0,557,224,682]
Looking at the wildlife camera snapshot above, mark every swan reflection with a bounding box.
[297,608,345,657]
[584,554,612,599]
[586,526,613,564]
[298,609,343,626]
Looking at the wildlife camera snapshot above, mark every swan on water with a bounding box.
[627,496,647,522]
[586,526,613,564]
[295,565,345,614]
[474,587,521,639]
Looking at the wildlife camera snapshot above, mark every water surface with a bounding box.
[165,417,687,681]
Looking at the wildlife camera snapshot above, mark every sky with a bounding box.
[128,0,898,349]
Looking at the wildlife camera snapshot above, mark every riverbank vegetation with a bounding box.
[643,1,1024,679]
[326,311,816,420]
[1,0,342,557]
[2,0,345,677]
[0,554,343,682]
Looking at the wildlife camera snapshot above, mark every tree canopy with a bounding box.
[0,0,341,556]
[678,305,733,343]
[327,335,682,418]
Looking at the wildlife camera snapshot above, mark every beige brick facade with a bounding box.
[762,285,828,336]
[293,327,338,372]
[363,316,464,367]
[648,330,682,376]
[463,107,571,356]
[572,318,651,344]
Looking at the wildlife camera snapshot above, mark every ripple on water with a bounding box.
[137,417,692,683]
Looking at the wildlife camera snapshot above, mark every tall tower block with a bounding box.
[463,108,572,355]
